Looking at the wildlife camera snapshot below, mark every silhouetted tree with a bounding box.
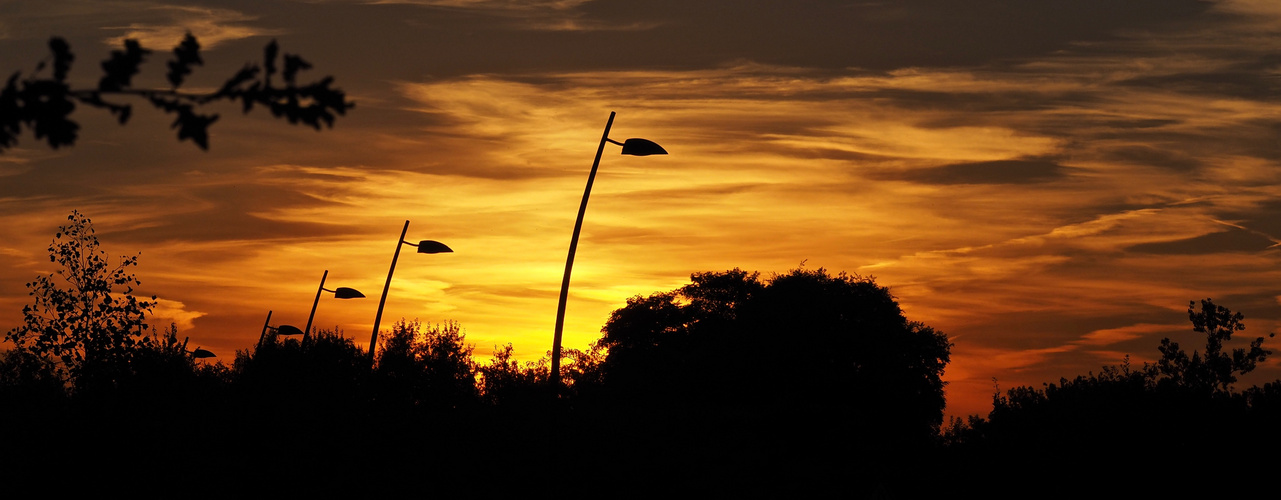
[1155,298,1272,393]
[476,342,604,408]
[1244,379,1281,423]
[591,267,951,494]
[215,327,372,484]
[1,33,353,151]
[941,299,1279,497]
[373,320,479,412]
[598,268,950,429]
[5,211,157,392]
[122,323,210,394]
[751,268,951,444]
[477,343,547,407]
[231,327,367,418]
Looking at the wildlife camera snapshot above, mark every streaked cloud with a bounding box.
[370,0,591,8]
[0,1,276,49]
[1079,323,1178,347]
[100,5,278,49]
[150,298,207,331]
[368,0,659,31]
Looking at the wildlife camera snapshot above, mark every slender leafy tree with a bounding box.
[1155,298,1272,393]
[5,211,156,390]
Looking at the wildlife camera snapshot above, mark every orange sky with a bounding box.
[3,0,1281,420]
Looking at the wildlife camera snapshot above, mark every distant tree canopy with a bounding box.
[1156,298,1271,393]
[373,320,479,412]
[0,33,353,151]
[594,267,952,449]
[941,298,1279,495]
[968,299,1274,438]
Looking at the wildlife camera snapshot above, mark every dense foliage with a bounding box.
[593,268,951,460]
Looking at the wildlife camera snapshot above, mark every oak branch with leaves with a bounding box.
[0,33,354,151]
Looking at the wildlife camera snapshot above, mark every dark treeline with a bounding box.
[938,299,1281,497]
[3,214,1280,497]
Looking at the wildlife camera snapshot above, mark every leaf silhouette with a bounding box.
[50,38,73,83]
[1,34,352,153]
[172,108,219,150]
[165,33,202,89]
[98,39,149,92]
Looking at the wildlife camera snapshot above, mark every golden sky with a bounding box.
[3,0,1281,420]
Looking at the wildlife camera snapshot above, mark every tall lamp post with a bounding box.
[368,220,453,362]
[551,111,666,387]
[303,269,366,342]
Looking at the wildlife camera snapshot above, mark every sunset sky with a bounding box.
[3,0,1281,420]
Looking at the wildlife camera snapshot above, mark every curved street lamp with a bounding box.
[368,220,453,362]
[551,111,667,387]
[274,324,305,336]
[257,309,306,348]
[303,269,366,341]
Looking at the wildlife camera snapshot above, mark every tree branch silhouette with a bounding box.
[0,33,354,152]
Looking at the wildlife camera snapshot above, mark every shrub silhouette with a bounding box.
[231,326,367,422]
[0,347,65,412]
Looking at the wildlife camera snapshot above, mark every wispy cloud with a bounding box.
[150,298,207,331]
[370,0,591,8]
[100,5,280,49]
[367,0,659,31]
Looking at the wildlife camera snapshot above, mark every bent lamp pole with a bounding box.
[303,269,365,342]
[368,220,453,362]
[550,111,667,388]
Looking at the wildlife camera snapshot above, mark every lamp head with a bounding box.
[192,348,216,359]
[620,138,667,156]
[415,240,453,254]
[333,287,366,299]
[276,325,305,336]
